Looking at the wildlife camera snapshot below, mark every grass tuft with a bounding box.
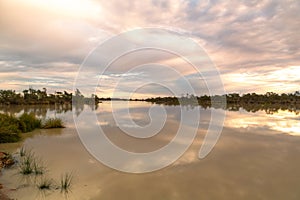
[19,153,34,175]
[60,172,73,193]
[37,177,53,190]
[19,152,45,175]
[20,146,27,157]
[42,118,65,129]
[33,159,45,175]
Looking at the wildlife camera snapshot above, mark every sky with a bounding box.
[0,0,299,98]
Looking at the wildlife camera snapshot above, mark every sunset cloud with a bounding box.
[0,0,299,97]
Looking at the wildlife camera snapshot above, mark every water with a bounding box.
[0,102,300,200]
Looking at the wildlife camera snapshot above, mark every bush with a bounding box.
[0,113,64,143]
[18,113,41,132]
[42,118,65,129]
[0,113,41,143]
[0,113,21,143]
[0,133,20,143]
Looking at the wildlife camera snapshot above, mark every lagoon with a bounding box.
[0,101,300,200]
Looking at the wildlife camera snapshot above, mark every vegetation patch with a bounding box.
[19,153,34,175]
[37,177,54,190]
[33,158,46,175]
[20,146,26,157]
[42,118,65,129]
[60,172,73,193]
[0,88,101,105]
[18,150,46,175]
[18,113,41,133]
[7,147,74,197]
[0,113,64,143]
[0,113,21,143]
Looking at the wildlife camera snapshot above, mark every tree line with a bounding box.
[144,91,300,114]
[0,88,102,105]
[145,91,300,104]
[1,88,299,109]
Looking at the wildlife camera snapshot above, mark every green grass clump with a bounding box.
[42,118,65,129]
[33,159,45,175]
[19,153,34,175]
[15,148,75,197]
[20,146,26,157]
[37,177,53,190]
[60,172,73,193]
[0,113,21,143]
[19,152,45,175]
[18,113,41,133]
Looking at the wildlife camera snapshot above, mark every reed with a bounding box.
[37,177,53,190]
[60,172,73,193]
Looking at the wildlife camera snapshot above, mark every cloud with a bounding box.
[0,0,299,96]
[179,0,300,69]
[223,65,300,93]
[0,0,111,64]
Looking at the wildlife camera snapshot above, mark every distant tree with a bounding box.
[23,89,29,99]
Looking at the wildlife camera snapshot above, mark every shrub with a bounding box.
[0,113,21,143]
[0,113,64,143]
[42,118,65,129]
[18,113,41,133]
[0,132,20,143]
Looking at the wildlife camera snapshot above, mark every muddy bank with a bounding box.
[0,152,14,170]
[0,152,15,200]
[0,187,12,200]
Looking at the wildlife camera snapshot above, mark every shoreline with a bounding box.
[0,152,15,200]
